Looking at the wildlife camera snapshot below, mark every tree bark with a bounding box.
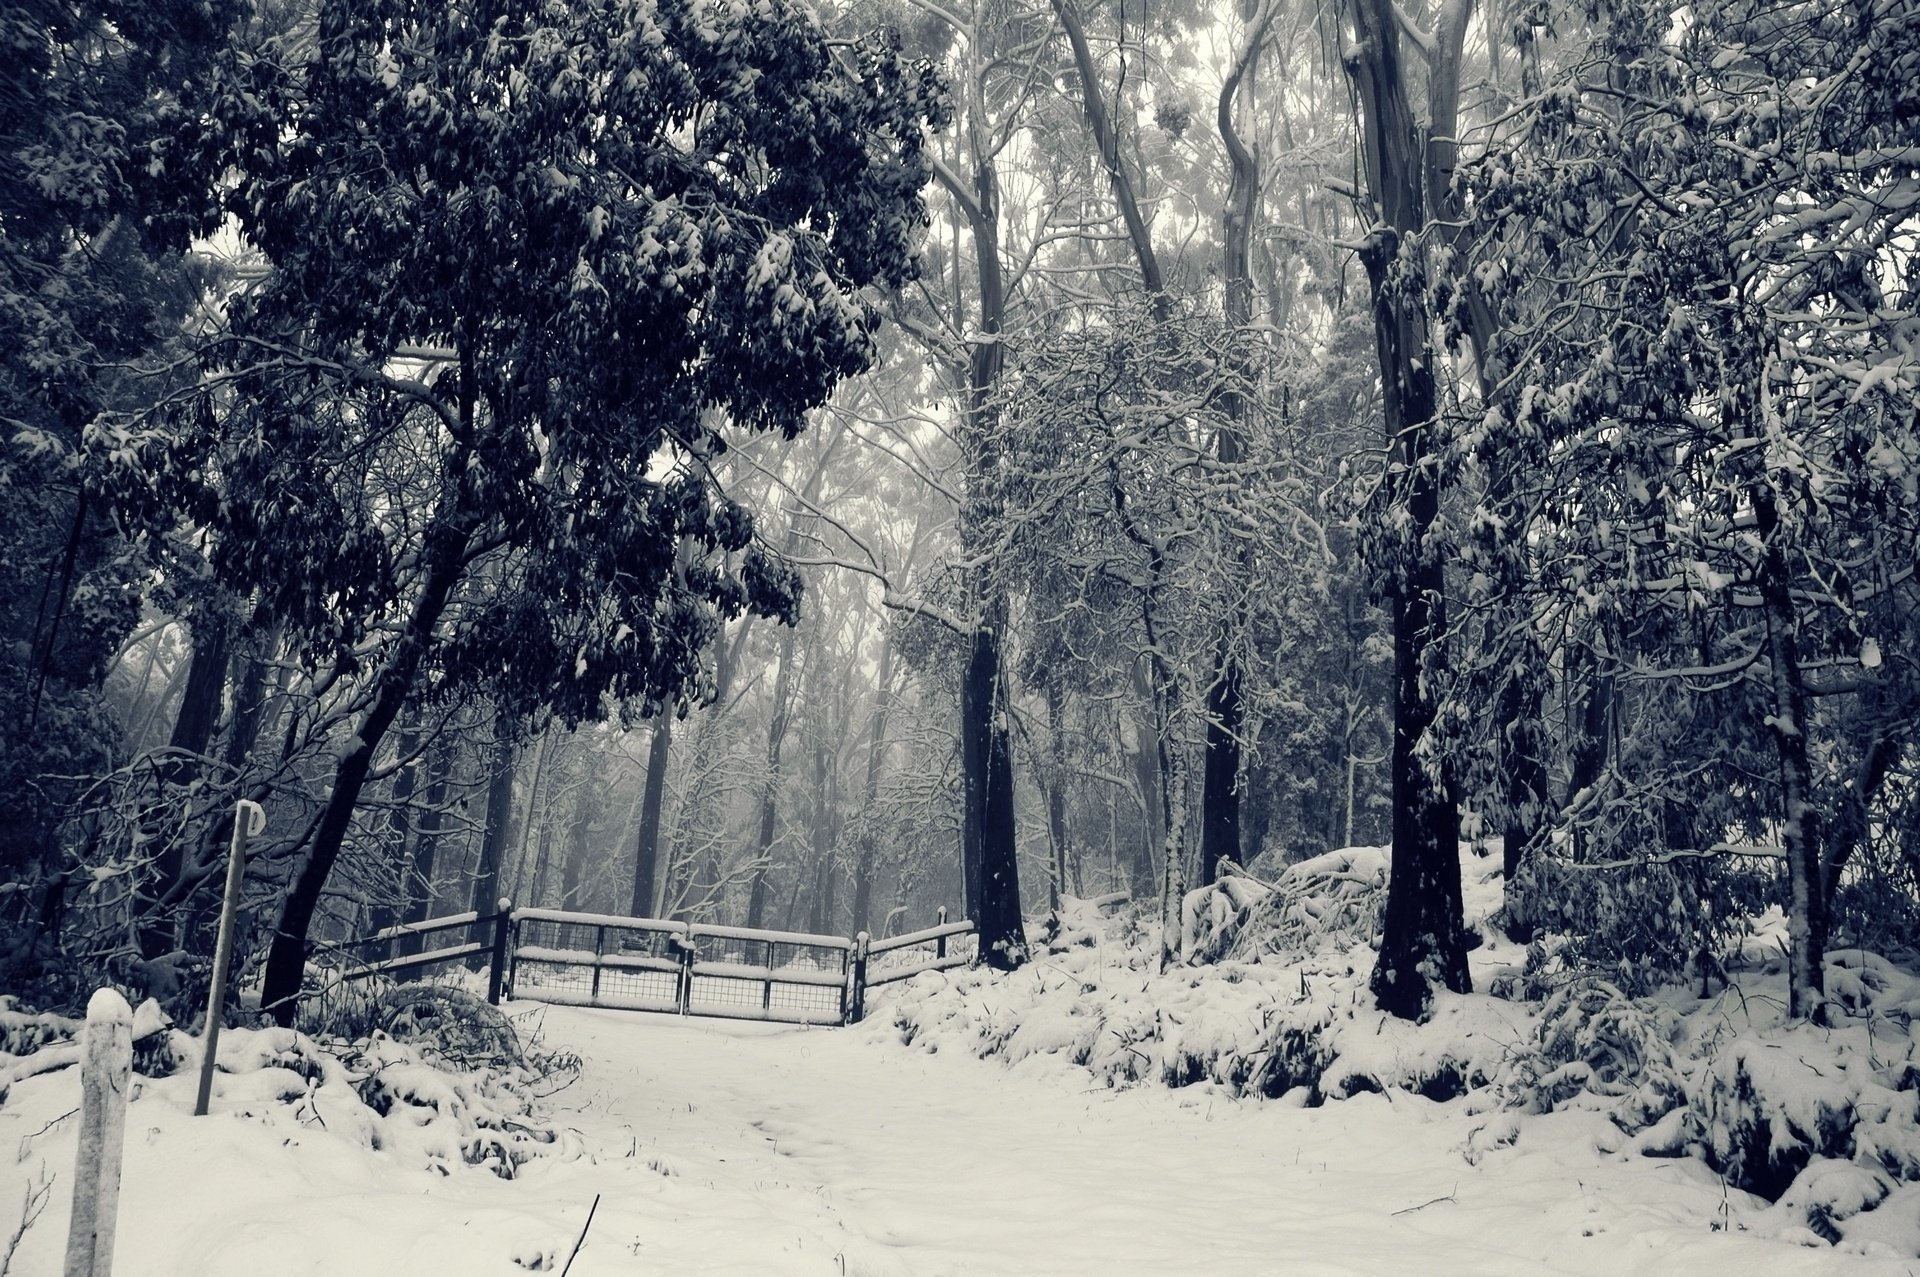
[259,514,474,1024]
[137,611,232,957]
[963,622,1024,966]
[1345,0,1472,1018]
[468,707,517,918]
[630,716,672,918]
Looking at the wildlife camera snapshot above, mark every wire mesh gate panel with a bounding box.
[511,910,686,1013]
[507,910,852,1026]
[685,924,851,1026]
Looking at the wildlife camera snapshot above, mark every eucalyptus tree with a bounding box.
[148,0,944,1021]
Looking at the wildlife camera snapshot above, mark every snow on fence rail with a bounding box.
[329,904,977,1027]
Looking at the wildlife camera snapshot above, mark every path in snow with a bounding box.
[3,1002,1910,1275]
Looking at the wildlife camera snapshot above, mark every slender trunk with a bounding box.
[1497,659,1550,942]
[630,716,672,918]
[1126,706,1161,898]
[558,760,600,911]
[1043,683,1069,911]
[364,717,422,936]
[137,613,232,957]
[399,726,456,954]
[1199,8,1275,887]
[259,516,474,1024]
[1755,494,1825,1023]
[851,633,894,934]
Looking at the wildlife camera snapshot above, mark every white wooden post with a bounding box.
[64,989,131,1277]
[195,798,265,1117]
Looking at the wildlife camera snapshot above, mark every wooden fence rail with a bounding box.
[331,904,979,1026]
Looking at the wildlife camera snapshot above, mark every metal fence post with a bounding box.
[196,799,263,1117]
[936,906,949,960]
[486,896,513,1006]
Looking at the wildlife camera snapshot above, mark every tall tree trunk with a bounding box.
[850,631,894,934]
[963,621,1023,966]
[1199,4,1276,887]
[1755,492,1826,1023]
[745,626,797,929]
[1346,0,1473,1018]
[940,37,1024,968]
[1042,681,1069,911]
[630,716,672,918]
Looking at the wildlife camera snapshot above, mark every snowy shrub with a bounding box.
[1178,873,1272,964]
[1510,853,1768,997]
[1187,847,1387,964]
[1496,978,1688,1129]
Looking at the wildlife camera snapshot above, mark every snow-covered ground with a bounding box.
[3,995,1910,1276]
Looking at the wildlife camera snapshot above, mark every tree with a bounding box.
[1337,0,1476,1018]
[0,0,239,969]
[152,0,945,1022]
[1457,0,1920,1021]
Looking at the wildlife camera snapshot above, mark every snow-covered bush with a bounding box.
[1179,848,1387,966]
[1509,852,1768,997]
[1,986,580,1180]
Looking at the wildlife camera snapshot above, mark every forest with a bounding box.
[3,0,1917,1048]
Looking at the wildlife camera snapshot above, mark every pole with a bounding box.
[195,799,264,1117]
[64,990,131,1277]
[486,896,513,1005]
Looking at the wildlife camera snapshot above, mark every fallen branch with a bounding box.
[559,1193,600,1277]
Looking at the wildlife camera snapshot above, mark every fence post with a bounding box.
[936,906,948,961]
[64,989,131,1277]
[590,925,606,1003]
[195,798,263,1118]
[673,930,696,1015]
[487,897,513,1006]
[849,931,870,1024]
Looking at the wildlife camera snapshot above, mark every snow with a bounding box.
[0,992,1908,1275]
[4,859,1918,1273]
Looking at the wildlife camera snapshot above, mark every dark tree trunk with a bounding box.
[1199,651,1243,883]
[963,624,1024,967]
[469,709,517,917]
[1346,0,1471,1019]
[1199,12,1273,888]
[1755,493,1826,1023]
[630,716,672,918]
[260,515,473,1025]
[1497,656,1550,943]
